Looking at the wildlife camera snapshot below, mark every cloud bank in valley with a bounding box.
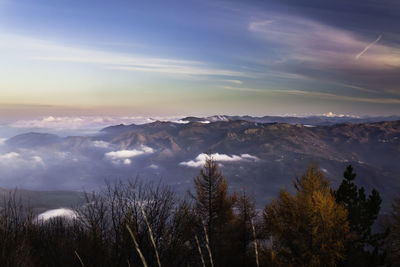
[105,146,154,165]
[8,116,184,130]
[0,151,44,168]
[91,140,111,149]
[179,153,260,168]
[36,208,77,222]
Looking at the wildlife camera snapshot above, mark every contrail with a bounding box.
[355,34,382,60]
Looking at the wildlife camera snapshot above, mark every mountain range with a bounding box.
[0,115,399,210]
[181,114,400,125]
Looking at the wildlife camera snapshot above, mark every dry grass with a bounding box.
[202,221,214,267]
[194,235,206,267]
[251,219,259,267]
[74,250,85,267]
[139,200,162,267]
[126,224,149,267]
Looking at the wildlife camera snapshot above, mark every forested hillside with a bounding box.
[0,161,398,266]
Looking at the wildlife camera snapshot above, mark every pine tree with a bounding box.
[263,165,350,267]
[233,190,258,267]
[334,165,386,266]
[189,157,236,266]
[386,197,400,265]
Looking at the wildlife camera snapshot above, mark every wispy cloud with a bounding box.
[0,152,20,160]
[219,85,265,93]
[109,65,247,77]
[275,90,400,104]
[248,14,400,94]
[223,79,243,85]
[0,33,249,78]
[220,86,400,104]
[249,15,400,69]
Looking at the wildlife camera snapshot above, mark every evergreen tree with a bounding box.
[189,157,236,267]
[334,165,386,266]
[263,166,350,267]
[386,197,400,266]
[233,190,258,267]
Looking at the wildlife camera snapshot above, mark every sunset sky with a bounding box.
[0,0,399,118]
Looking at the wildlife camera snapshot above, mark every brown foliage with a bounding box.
[263,166,350,267]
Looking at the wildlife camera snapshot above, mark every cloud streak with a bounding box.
[355,34,383,60]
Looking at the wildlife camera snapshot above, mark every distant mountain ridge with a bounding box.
[1,117,399,210]
[179,114,400,126]
[98,114,400,137]
[6,132,61,148]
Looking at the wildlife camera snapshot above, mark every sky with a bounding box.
[0,0,399,119]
